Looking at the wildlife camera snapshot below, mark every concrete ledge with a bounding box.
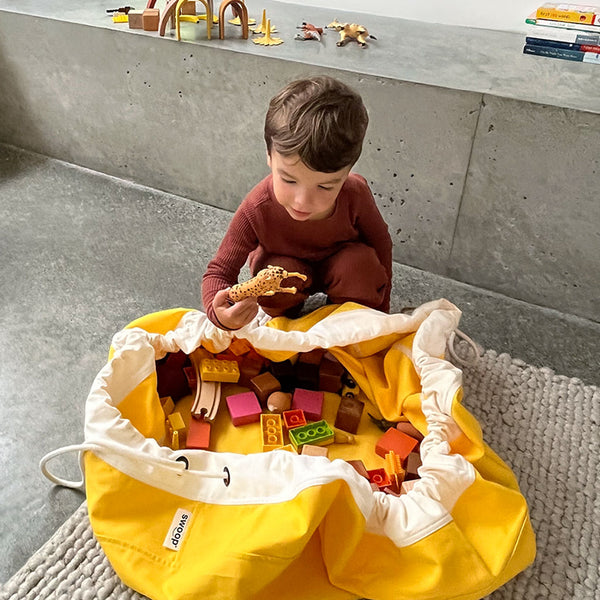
[0,1,598,322]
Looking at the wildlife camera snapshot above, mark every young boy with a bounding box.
[202,76,392,330]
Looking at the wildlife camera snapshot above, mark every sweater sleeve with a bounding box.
[202,200,260,326]
[353,176,394,311]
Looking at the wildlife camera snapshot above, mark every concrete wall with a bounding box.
[0,10,598,322]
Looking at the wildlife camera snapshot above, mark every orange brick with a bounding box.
[375,427,419,460]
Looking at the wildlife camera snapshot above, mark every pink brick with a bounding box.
[226,392,262,426]
[292,388,323,422]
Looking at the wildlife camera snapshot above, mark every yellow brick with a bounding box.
[200,358,240,383]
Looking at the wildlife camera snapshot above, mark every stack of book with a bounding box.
[524,3,600,63]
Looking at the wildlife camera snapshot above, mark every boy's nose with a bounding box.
[293,189,310,209]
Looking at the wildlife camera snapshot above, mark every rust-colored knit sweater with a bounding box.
[202,173,392,325]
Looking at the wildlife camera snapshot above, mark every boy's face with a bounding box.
[267,151,351,221]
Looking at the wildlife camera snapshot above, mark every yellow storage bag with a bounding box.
[45,300,535,600]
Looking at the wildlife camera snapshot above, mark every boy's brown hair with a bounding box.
[264,76,369,173]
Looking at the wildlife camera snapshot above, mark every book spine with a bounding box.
[525,36,600,51]
[534,17,600,32]
[536,7,599,25]
[523,43,585,61]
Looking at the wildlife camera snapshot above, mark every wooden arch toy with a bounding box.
[218,0,249,39]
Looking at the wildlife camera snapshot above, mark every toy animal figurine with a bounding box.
[295,22,323,41]
[326,19,376,48]
[228,265,307,302]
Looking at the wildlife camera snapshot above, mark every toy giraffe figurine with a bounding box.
[228,265,307,302]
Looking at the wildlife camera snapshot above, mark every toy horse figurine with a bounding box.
[228,265,307,302]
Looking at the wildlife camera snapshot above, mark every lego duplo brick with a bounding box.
[186,419,211,450]
[334,395,364,434]
[183,366,197,389]
[405,451,423,480]
[319,353,345,393]
[301,444,329,458]
[346,459,370,480]
[156,351,191,400]
[226,392,262,427]
[367,468,391,490]
[269,360,296,392]
[288,420,334,450]
[238,356,263,388]
[294,361,319,391]
[160,396,175,416]
[291,388,324,422]
[200,358,240,383]
[250,371,281,406]
[228,338,252,356]
[261,414,283,451]
[296,350,324,390]
[375,427,419,460]
[396,421,425,443]
[282,409,306,430]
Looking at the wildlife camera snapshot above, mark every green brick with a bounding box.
[289,420,334,450]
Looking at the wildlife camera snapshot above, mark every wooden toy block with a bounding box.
[128,10,144,28]
[261,414,283,451]
[180,0,197,15]
[376,427,419,460]
[239,356,264,387]
[292,388,324,422]
[143,8,160,30]
[167,412,186,449]
[319,353,345,393]
[113,13,129,22]
[160,396,175,416]
[405,451,423,481]
[346,459,370,480]
[228,338,252,356]
[396,421,425,443]
[401,479,418,494]
[266,391,292,414]
[186,418,211,449]
[301,444,329,458]
[288,420,334,451]
[269,359,296,392]
[191,380,221,421]
[226,391,261,426]
[282,409,306,430]
[367,468,391,490]
[200,358,240,383]
[250,371,281,407]
[275,444,297,453]
[334,395,364,434]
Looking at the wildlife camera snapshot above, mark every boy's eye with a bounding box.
[282,178,296,184]
[319,186,333,191]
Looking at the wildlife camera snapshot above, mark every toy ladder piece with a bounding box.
[189,348,222,420]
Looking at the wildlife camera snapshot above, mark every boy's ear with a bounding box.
[266,151,272,168]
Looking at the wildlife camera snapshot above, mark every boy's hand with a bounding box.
[213,289,259,330]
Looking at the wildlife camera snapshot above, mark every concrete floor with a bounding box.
[0,142,598,584]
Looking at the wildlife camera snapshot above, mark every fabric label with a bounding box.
[162,508,192,551]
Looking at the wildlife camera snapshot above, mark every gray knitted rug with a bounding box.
[1,350,598,600]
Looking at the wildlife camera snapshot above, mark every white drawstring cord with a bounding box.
[446,329,483,367]
[40,442,230,490]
